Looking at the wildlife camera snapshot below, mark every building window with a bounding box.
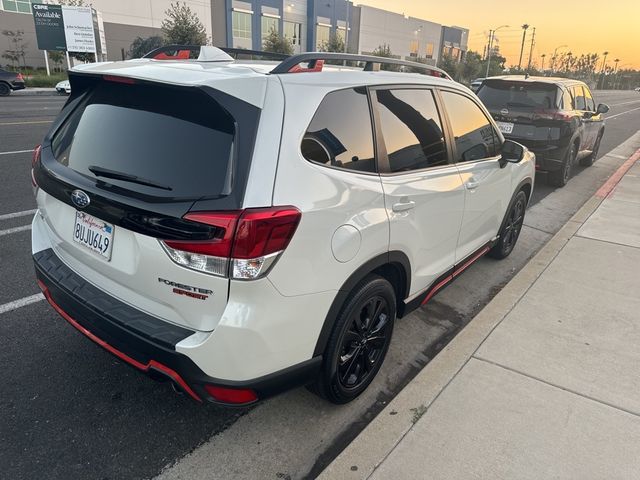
[316,25,330,50]
[284,21,302,45]
[261,16,279,41]
[2,0,33,14]
[232,11,252,39]
[409,40,419,58]
[425,43,434,59]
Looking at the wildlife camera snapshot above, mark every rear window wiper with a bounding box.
[88,166,173,191]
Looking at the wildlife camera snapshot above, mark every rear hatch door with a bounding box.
[34,72,262,331]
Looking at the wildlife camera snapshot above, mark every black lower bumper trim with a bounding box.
[33,248,321,404]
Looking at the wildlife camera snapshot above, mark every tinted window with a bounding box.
[561,88,574,110]
[573,86,586,110]
[375,89,447,172]
[302,88,376,173]
[478,81,557,110]
[441,91,499,162]
[583,86,595,111]
[52,81,236,199]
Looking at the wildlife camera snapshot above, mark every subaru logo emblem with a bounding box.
[500,108,509,115]
[71,189,90,209]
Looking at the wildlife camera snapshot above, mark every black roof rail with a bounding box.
[270,52,452,79]
[143,45,202,59]
[142,45,289,62]
[220,48,289,61]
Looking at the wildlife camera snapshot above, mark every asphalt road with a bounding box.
[1,91,639,480]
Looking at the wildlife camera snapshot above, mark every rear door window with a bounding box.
[51,81,236,199]
[375,88,448,172]
[583,86,595,111]
[572,86,587,110]
[441,91,500,162]
[301,88,376,173]
[561,88,574,110]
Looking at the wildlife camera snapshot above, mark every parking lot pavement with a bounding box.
[1,92,640,480]
[321,147,640,480]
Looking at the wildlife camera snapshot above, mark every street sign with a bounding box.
[31,3,97,54]
[32,3,66,51]
[62,6,96,53]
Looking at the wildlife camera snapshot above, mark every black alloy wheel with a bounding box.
[550,142,577,187]
[310,275,396,404]
[489,190,528,259]
[0,83,10,96]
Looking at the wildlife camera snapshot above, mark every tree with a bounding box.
[437,53,458,79]
[460,51,482,82]
[262,29,294,55]
[485,53,506,77]
[370,44,400,70]
[129,36,166,59]
[2,30,27,69]
[48,50,65,72]
[319,32,345,53]
[161,2,208,45]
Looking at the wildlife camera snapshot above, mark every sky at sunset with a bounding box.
[357,0,640,69]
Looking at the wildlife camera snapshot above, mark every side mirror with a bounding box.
[596,103,609,115]
[500,139,525,167]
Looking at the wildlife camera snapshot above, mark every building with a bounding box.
[348,5,442,65]
[440,25,468,62]
[0,0,213,67]
[211,0,350,53]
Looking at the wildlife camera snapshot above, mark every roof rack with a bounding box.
[270,52,452,79]
[142,45,289,62]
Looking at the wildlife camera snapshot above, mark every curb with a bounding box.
[318,147,640,480]
[11,89,60,97]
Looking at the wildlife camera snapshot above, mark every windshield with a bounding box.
[51,81,236,199]
[478,81,558,110]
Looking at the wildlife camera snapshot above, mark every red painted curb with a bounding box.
[595,148,640,199]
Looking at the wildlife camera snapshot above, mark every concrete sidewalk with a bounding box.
[11,87,59,96]
[321,149,640,480]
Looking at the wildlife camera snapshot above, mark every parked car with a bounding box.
[55,79,71,95]
[0,68,25,95]
[470,78,484,92]
[477,76,609,187]
[31,47,534,406]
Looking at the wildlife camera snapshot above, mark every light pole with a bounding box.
[613,58,620,89]
[517,24,529,70]
[551,44,568,72]
[485,24,509,78]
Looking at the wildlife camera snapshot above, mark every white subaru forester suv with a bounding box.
[31,47,534,405]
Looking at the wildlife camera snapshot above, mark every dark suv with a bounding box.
[477,76,609,186]
[0,68,25,96]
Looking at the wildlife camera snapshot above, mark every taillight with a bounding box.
[160,207,301,280]
[31,144,41,191]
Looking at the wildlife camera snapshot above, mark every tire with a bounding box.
[580,132,603,167]
[0,82,11,96]
[309,275,396,404]
[489,190,527,260]
[548,142,577,187]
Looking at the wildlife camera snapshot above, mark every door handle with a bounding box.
[392,200,416,212]
[465,180,479,190]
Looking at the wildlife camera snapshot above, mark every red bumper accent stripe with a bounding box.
[453,246,491,278]
[37,280,202,402]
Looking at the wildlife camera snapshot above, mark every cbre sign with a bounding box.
[32,3,97,53]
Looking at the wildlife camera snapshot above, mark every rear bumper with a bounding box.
[506,137,569,172]
[34,248,321,405]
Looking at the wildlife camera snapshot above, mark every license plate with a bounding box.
[72,211,114,260]
[496,121,514,134]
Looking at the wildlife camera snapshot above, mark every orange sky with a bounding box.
[357,0,640,69]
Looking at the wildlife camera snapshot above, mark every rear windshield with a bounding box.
[51,81,235,199]
[478,81,558,110]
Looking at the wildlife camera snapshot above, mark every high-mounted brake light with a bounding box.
[160,207,301,280]
[103,75,136,85]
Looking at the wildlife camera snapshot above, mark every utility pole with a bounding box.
[485,30,494,77]
[518,24,529,70]
[526,27,536,72]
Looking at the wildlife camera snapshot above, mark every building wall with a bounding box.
[351,5,442,65]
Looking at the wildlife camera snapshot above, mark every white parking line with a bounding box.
[606,106,640,120]
[0,120,53,126]
[0,293,44,315]
[0,225,31,237]
[0,149,32,156]
[0,209,36,221]
[608,99,640,107]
